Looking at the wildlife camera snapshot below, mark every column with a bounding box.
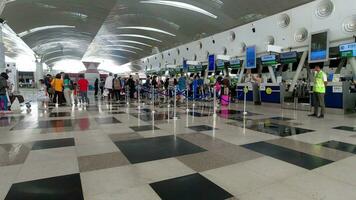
[349,57,356,80]
[82,61,100,90]
[0,23,5,72]
[35,60,44,88]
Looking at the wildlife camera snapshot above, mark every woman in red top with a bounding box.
[77,74,89,104]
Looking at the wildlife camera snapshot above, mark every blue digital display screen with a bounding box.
[216,60,225,67]
[183,59,188,71]
[280,51,297,59]
[208,54,215,71]
[261,54,276,62]
[310,50,327,61]
[246,46,256,69]
[229,59,240,65]
[339,42,356,57]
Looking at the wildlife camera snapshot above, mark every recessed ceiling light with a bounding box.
[102,34,162,42]
[18,25,76,37]
[106,44,143,51]
[140,0,217,19]
[107,40,152,47]
[117,26,176,36]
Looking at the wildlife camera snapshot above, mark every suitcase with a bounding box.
[221,95,229,106]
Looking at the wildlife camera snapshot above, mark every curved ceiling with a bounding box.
[1,0,313,71]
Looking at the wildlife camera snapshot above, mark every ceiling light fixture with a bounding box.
[106,44,143,51]
[117,26,176,36]
[102,34,162,42]
[140,0,217,19]
[107,40,152,47]
[18,25,76,37]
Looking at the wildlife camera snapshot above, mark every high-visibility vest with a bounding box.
[313,71,326,93]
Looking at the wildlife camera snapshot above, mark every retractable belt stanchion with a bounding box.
[186,87,189,113]
[213,86,217,118]
[137,85,141,110]
[243,86,248,116]
[126,86,130,105]
[174,86,177,120]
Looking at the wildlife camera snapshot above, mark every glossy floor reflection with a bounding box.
[1,92,356,200]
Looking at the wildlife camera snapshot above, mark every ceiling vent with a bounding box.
[266,36,275,45]
[294,28,308,42]
[342,15,356,33]
[278,13,290,28]
[315,0,334,18]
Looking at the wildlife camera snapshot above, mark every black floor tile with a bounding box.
[31,138,75,150]
[115,135,206,163]
[246,123,313,137]
[269,116,294,121]
[150,173,233,200]
[218,110,259,116]
[333,126,356,133]
[95,117,121,124]
[319,140,356,154]
[189,112,210,117]
[5,174,84,200]
[189,125,216,132]
[49,112,71,117]
[131,112,177,121]
[242,142,333,170]
[129,125,160,132]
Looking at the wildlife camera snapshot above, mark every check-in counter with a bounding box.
[311,81,356,113]
[259,83,281,103]
[236,83,261,104]
[236,83,253,102]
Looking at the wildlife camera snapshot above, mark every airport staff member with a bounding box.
[309,64,327,118]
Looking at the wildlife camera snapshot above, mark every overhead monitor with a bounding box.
[280,51,298,64]
[229,59,241,69]
[216,59,225,70]
[339,42,356,58]
[261,54,278,66]
[183,59,188,72]
[309,30,329,63]
[208,54,215,71]
[246,46,256,69]
[188,65,196,73]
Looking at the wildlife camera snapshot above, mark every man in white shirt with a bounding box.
[104,73,114,100]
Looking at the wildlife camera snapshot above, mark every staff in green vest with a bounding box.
[309,64,327,118]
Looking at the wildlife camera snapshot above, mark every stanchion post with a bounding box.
[213,86,217,118]
[173,86,177,120]
[137,85,141,109]
[186,88,189,113]
[243,86,248,115]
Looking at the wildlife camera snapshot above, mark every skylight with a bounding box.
[106,45,143,51]
[18,25,76,37]
[103,34,162,42]
[140,0,217,19]
[107,40,152,47]
[117,26,176,36]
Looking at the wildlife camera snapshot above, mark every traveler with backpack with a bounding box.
[113,75,122,101]
[63,74,73,106]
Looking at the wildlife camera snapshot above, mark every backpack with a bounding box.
[69,80,74,90]
[114,79,121,90]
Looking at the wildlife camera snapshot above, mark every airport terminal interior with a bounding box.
[1,0,356,199]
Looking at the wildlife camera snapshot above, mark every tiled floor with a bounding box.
[1,93,356,200]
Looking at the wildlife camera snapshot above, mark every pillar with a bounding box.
[82,62,100,91]
[0,24,5,72]
[349,57,356,80]
[35,60,44,88]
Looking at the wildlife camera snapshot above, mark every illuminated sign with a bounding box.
[229,59,241,69]
[309,30,329,63]
[280,51,298,64]
[208,54,215,71]
[339,42,356,58]
[261,54,277,66]
[246,46,256,69]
